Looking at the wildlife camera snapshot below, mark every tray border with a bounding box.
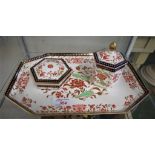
[5,53,149,116]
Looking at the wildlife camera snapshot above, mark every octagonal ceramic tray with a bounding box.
[5,53,149,115]
[31,58,72,87]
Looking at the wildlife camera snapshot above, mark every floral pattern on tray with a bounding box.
[13,71,30,93]
[36,103,117,114]
[50,63,122,101]
[5,54,148,115]
[122,69,142,90]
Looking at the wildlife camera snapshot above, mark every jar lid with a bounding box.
[94,42,128,72]
[31,58,72,87]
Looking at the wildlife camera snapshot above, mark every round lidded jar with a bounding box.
[93,42,128,72]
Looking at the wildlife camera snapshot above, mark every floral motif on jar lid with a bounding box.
[31,58,72,87]
[94,42,128,72]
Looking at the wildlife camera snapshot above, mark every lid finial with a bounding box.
[109,41,117,51]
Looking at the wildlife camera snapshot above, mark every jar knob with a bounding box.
[109,42,117,51]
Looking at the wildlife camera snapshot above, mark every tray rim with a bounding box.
[5,53,149,116]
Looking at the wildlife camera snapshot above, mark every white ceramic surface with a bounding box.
[5,54,148,115]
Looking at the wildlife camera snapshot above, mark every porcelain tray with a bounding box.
[5,53,149,115]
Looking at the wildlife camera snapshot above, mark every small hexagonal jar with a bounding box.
[31,58,72,87]
[93,42,128,72]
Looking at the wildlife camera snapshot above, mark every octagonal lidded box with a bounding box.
[93,42,128,72]
[31,58,72,87]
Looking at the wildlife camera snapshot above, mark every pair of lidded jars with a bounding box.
[93,42,128,84]
[30,41,127,88]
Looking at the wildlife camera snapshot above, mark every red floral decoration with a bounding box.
[124,95,134,106]
[22,97,32,107]
[76,66,80,71]
[71,58,83,63]
[63,106,72,112]
[112,104,116,109]
[55,92,64,98]
[40,72,45,77]
[96,73,107,80]
[99,52,109,60]
[72,104,86,112]
[116,53,123,61]
[123,71,139,89]
[48,64,53,68]
[60,66,64,70]
[37,103,117,114]
[70,79,86,88]
[16,72,30,93]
